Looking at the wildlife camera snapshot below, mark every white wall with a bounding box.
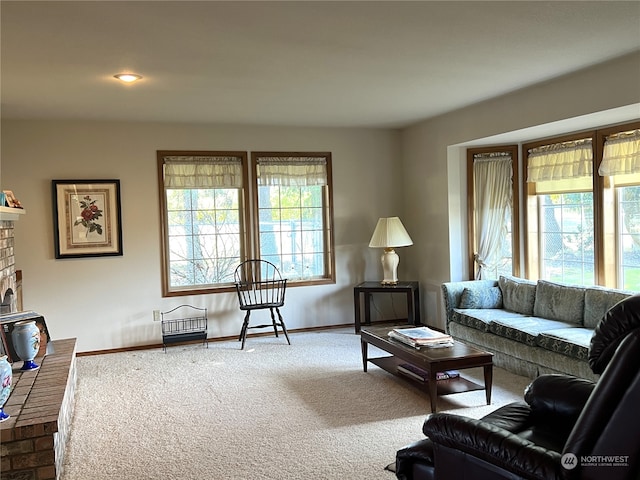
[401,51,640,330]
[2,120,402,352]
[3,52,639,350]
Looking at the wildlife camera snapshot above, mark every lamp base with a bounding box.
[380,248,400,285]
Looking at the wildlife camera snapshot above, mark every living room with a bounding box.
[2,2,640,479]
[2,1,638,354]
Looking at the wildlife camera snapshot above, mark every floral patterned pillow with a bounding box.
[459,286,503,309]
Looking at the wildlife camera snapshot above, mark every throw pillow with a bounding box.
[499,275,537,315]
[533,280,585,324]
[459,286,503,309]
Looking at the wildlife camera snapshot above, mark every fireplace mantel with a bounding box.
[0,206,26,221]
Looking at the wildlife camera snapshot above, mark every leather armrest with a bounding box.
[423,413,562,479]
[396,438,434,480]
[524,374,594,433]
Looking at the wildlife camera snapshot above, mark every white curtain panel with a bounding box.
[599,129,640,176]
[474,155,513,279]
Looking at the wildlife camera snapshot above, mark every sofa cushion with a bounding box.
[459,286,503,309]
[536,327,592,361]
[489,316,578,346]
[451,308,524,332]
[499,275,537,315]
[583,286,632,329]
[533,280,585,325]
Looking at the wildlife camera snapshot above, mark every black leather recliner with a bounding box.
[395,294,640,480]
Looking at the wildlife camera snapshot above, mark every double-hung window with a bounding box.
[598,126,640,289]
[158,150,335,296]
[252,152,334,285]
[525,137,595,284]
[158,151,248,296]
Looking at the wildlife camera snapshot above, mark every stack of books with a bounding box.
[388,326,454,348]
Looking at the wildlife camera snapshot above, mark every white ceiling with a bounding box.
[2,1,639,129]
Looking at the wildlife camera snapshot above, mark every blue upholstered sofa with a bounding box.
[442,276,635,381]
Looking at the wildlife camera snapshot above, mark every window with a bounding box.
[537,192,594,284]
[617,185,640,289]
[466,146,519,280]
[158,151,248,295]
[252,152,335,285]
[598,125,640,289]
[522,121,640,289]
[158,150,335,296]
[525,136,595,284]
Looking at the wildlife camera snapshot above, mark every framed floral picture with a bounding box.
[52,180,123,258]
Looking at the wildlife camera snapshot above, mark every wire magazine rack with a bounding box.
[160,305,208,352]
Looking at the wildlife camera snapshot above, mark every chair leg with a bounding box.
[239,311,251,350]
[276,307,291,345]
[269,308,280,338]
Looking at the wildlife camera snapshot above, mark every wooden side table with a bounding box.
[353,281,420,333]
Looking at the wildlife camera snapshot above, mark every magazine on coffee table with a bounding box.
[388,326,453,348]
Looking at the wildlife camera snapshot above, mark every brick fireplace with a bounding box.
[0,210,78,480]
[0,219,18,313]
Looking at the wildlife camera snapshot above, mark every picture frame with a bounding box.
[52,179,123,258]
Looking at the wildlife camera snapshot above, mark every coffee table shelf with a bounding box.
[368,355,486,396]
[361,325,493,412]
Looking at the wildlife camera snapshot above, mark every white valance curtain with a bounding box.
[256,156,328,186]
[598,129,640,176]
[163,156,243,188]
[473,153,512,279]
[527,139,593,182]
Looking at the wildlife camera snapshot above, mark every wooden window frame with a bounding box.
[522,120,640,287]
[466,145,520,279]
[250,151,336,287]
[157,150,250,297]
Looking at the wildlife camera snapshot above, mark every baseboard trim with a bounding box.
[77,323,354,357]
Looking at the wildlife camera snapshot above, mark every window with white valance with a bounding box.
[157,151,249,296]
[252,152,334,283]
[599,129,640,176]
[527,138,593,182]
[523,136,595,285]
[158,150,336,295]
[256,156,328,186]
[163,155,244,188]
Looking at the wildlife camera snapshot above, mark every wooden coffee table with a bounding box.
[360,326,493,413]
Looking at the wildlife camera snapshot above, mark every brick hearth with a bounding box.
[1,339,77,480]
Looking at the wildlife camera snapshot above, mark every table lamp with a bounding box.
[368,217,413,285]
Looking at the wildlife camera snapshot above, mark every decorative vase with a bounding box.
[11,320,41,371]
[0,355,12,422]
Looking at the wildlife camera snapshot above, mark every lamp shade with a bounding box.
[368,217,413,248]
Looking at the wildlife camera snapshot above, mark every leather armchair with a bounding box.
[395,294,640,480]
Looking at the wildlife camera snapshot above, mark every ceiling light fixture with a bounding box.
[113,73,142,83]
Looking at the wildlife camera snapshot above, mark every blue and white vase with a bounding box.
[11,320,40,371]
[0,355,12,422]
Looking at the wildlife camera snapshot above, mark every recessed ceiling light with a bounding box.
[114,73,142,83]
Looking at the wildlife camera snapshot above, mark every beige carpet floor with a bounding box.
[60,328,531,480]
